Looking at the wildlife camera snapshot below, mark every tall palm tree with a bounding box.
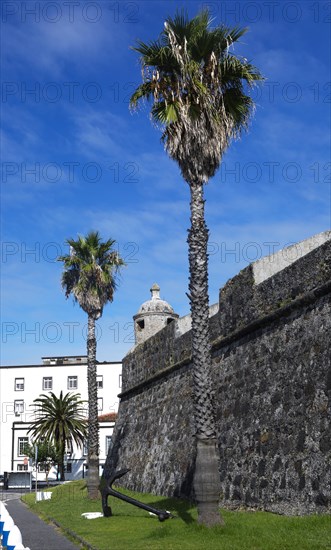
[58,231,125,499]
[130,10,263,526]
[28,391,87,481]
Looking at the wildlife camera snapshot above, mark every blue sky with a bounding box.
[1,0,330,365]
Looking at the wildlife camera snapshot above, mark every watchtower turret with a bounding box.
[133,283,179,345]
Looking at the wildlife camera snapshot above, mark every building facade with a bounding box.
[0,355,122,481]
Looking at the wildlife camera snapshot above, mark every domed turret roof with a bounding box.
[136,283,175,315]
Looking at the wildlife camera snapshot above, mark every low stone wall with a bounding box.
[105,238,331,515]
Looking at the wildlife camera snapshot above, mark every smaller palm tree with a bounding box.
[28,391,87,481]
[58,230,125,498]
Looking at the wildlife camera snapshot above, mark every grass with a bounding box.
[22,481,330,550]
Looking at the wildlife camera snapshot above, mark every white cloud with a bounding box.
[2,11,128,79]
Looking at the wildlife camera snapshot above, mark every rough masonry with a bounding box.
[105,233,331,515]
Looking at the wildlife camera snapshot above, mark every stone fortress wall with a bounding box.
[106,231,331,515]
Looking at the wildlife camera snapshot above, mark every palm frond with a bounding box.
[130,8,264,183]
[28,391,87,449]
[130,82,154,108]
[58,231,125,317]
[151,101,179,124]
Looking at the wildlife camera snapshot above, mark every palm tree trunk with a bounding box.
[58,442,65,481]
[188,182,223,526]
[87,314,100,499]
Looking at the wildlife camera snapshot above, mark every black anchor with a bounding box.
[101,468,174,522]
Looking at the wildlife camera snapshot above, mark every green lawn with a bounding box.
[22,481,330,550]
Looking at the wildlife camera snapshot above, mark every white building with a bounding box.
[0,355,122,481]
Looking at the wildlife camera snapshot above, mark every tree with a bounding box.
[23,440,59,486]
[58,231,125,499]
[28,391,87,481]
[130,10,263,526]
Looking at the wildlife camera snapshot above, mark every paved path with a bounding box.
[5,498,81,550]
[0,490,26,502]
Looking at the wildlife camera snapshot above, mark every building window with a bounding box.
[15,378,24,391]
[43,377,53,390]
[97,397,103,412]
[67,376,78,390]
[14,400,24,415]
[18,437,29,456]
[83,441,88,456]
[105,436,113,454]
[97,375,103,389]
[33,404,44,419]
[17,464,28,471]
[64,463,72,473]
